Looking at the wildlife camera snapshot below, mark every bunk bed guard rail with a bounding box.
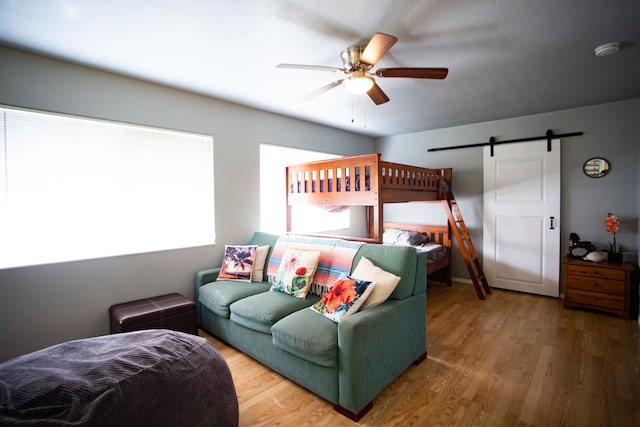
[286,153,451,207]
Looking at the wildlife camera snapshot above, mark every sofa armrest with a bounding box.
[196,268,220,287]
[194,268,220,325]
[414,251,427,295]
[337,295,426,413]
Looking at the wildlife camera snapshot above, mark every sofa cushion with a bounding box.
[230,291,320,334]
[271,308,338,368]
[247,231,280,281]
[198,280,271,318]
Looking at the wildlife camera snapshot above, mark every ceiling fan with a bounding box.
[277,32,448,105]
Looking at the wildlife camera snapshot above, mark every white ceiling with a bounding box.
[1,0,639,137]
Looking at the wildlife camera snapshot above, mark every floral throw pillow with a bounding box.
[217,245,257,282]
[270,248,320,299]
[310,273,375,323]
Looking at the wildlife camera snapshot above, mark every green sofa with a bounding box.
[195,232,427,420]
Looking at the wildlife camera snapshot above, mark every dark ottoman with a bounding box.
[109,293,198,335]
[0,330,239,426]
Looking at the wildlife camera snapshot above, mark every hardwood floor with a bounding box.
[200,282,640,426]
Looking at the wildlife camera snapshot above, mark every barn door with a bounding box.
[482,139,561,297]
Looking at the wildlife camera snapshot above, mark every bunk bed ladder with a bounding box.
[443,198,492,300]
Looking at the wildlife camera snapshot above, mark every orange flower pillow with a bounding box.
[310,273,375,322]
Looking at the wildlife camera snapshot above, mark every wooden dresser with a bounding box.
[563,257,637,319]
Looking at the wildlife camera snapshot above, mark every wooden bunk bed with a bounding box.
[285,153,454,286]
[285,153,452,240]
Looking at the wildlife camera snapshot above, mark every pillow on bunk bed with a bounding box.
[383,228,429,247]
[217,245,257,282]
[270,248,321,299]
[251,245,270,282]
[310,273,375,322]
[351,256,401,310]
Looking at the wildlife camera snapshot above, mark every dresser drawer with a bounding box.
[566,289,626,311]
[566,264,625,281]
[566,275,625,295]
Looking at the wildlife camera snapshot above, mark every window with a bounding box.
[0,107,215,269]
[259,144,349,234]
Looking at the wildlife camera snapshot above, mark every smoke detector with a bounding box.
[594,42,620,57]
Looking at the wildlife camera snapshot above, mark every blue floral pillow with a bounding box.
[310,273,375,322]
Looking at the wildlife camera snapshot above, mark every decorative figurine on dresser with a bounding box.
[567,232,596,258]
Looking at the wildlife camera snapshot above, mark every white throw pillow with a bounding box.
[251,245,270,282]
[351,256,401,310]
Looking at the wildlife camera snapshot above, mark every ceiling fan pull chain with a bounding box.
[363,94,367,128]
[351,95,355,123]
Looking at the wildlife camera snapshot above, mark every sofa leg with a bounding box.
[413,351,427,365]
[333,401,373,421]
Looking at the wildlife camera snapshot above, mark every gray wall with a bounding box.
[376,99,639,287]
[0,46,375,361]
[1,45,638,361]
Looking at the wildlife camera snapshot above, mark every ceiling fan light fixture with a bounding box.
[343,74,374,95]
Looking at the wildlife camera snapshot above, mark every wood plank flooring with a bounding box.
[200,282,640,426]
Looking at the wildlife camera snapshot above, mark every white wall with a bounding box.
[376,99,639,285]
[0,46,375,361]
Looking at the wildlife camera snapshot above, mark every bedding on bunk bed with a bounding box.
[382,227,448,264]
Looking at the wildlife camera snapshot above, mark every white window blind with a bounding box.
[0,107,215,269]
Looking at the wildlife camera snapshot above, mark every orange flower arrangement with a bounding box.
[604,213,626,253]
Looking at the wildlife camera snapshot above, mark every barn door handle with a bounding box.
[549,216,555,230]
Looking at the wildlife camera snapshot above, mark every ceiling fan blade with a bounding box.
[277,63,344,73]
[367,82,390,105]
[359,32,398,66]
[301,79,345,101]
[376,67,449,79]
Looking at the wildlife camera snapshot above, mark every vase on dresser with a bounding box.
[607,251,623,263]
